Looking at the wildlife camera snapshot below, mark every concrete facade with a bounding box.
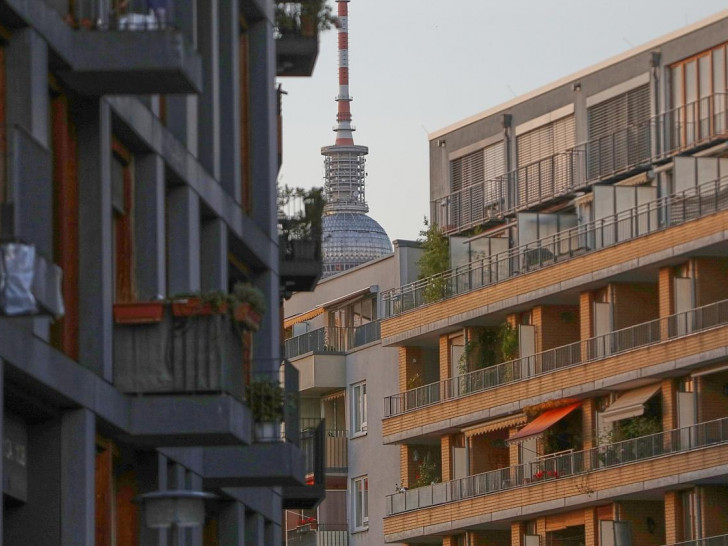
[284,241,422,546]
[0,1,319,544]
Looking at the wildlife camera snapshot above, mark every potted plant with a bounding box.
[230,282,266,331]
[245,379,284,442]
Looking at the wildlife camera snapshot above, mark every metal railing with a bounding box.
[384,176,728,318]
[383,298,728,417]
[664,534,728,546]
[300,418,348,474]
[433,91,728,236]
[385,416,728,515]
[66,0,178,31]
[285,322,381,359]
[287,525,348,546]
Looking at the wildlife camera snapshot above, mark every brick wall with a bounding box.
[580,291,595,360]
[662,379,677,431]
[511,521,526,546]
[581,398,596,450]
[470,430,509,475]
[584,507,598,546]
[441,434,453,482]
[701,485,728,537]
[468,530,510,545]
[659,266,676,340]
[400,445,409,488]
[698,370,728,422]
[400,346,424,392]
[692,257,728,306]
[611,282,659,330]
[533,305,580,353]
[618,500,665,546]
[440,334,450,381]
[664,490,682,544]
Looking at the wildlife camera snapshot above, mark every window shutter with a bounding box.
[587,84,650,179]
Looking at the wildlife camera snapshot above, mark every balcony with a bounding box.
[433,91,728,237]
[113,303,244,399]
[283,419,327,510]
[385,417,728,527]
[384,176,728,319]
[275,2,321,77]
[279,188,324,294]
[25,0,202,94]
[300,418,348,475]
[384,298,728,418]
[287,524,348,546]
[284,322,381,359]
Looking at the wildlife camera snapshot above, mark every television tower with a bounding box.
[320,0,392,277]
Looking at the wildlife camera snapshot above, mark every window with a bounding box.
[352,475,368,530]
[670,42,728,149]
[352,382,367,435]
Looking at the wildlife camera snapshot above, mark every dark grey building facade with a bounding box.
[0,0,322,544]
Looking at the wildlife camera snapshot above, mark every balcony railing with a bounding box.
[385,416,728,515]
[433,92,728,236]
[384,298,728,417]
[279,189,324,293]
[384,175,728,318]
[664,534,728,546]
[301,418,348,474]
[66,0,179,30]
[287,524,348,546]
[284,322,381,359]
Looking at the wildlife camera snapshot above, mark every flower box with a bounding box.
[233,302,262,331]
[171,298,226,317]
[113,302,165,324]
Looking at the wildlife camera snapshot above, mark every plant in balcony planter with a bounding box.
[230,282,266,331]
[170,291,228,317]
[245,379,284,442]
[275,1,338,38]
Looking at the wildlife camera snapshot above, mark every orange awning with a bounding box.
[464,414,527,438]
[283,307,323,329]
[506,402,581,445]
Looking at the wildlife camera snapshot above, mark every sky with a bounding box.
[278,0,728,242]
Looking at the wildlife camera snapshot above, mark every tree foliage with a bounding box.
[417,218,450,302]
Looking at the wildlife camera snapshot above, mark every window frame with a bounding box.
[352,475,369,531]
[351,381,367,436]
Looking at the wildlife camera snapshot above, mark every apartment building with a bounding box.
[0,0,323,544]
[379,11,728,546]
[283,240,421,546]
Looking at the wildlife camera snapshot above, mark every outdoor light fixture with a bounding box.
[137,490,218,529]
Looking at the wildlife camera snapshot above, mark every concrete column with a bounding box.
[245,512,264,546]
[189,472,204,546]
[134,154,166,300]
[219,502,246,546]
[61,409,95,546]
[201,218,228,292]
[5,28,49,148]
[251,270,279,364]
[197,0,220,180]
[165,2,197,154]
[264,521,280,545]
[171,463,188,546]
[166,185,201,294]
[248,16,277,235]
[217,0,241,201]
[77,99,113,380]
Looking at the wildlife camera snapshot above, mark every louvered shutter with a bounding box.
[587,84,650,179]
[517,115,575,206]
[448,141,505,231]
